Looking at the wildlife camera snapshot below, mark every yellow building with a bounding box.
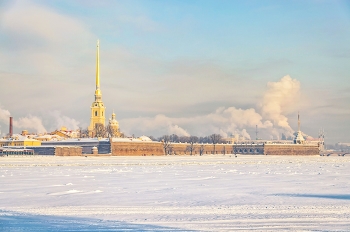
[0,135,41,147]
[88,40,106,137]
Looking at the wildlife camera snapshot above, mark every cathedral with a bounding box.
[88,40,120,138]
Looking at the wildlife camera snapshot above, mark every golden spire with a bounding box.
[96,39,100,90]
[95,39,101,101]
[298,111,300,131]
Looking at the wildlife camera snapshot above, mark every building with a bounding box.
[50,127,79,139]
[108,111,121,137]
[0,134,41,147]
[88,40,106,137]
[0,147,34,156]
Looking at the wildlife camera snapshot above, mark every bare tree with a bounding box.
[199,144,205,156]
[95,123,106,138]
[170,134,179,143]
[210,134,222,155]
[233,143,237,157]
[186,136,198,156]
[79,127,89,138]
[199,136,210,143]
[106,124,120,138]
[179,136,190,143]
[160,135,172,155]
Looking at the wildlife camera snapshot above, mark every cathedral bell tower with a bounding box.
[88,40,106,137]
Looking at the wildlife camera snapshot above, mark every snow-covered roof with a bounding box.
[139,136,152,141]
[111,137,159,143]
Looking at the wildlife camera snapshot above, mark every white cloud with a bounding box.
[120,105,272,138]
[13,115,47,133]
[0,0,95,76]
[0,106,11,123]
[260,75,301,136]
[0,103,46,134]
[1,0,92,44]
[49,110,80,131]
[120,114,189,137]
[120,76,301,139]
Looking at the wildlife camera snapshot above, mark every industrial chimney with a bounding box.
[9,116,13,137]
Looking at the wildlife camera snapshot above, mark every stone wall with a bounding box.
[169,143,235,155]
[110,141,235,156]
[110,140,319,156]
[55,146,83,156]
[43,140,110,154]
[233,144,264,155]
[111,141,164,156]
[264,144,319,156]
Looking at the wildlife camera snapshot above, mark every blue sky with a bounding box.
[0,0,349,143]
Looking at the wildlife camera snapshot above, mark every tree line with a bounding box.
[78,123,124,138]
[154,134,228,156]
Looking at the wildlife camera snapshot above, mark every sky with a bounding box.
[0,0,349,144]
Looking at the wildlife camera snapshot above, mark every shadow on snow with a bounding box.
[0,211,196,232]
[275,193,350,200]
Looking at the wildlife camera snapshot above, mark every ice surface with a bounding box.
[1,155,350,231]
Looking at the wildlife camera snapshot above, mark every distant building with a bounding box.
[293,112,305,144]
[0,134,41,147]
[50,126,79,139]
[108,111,121,137]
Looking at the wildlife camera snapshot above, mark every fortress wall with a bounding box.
[110,141,235,156]
[111,141,164,156]
[55,146,83,156]
[264,144,319,156]
[167,143,235,155]
[52,143,319,156]
[234,144,265,155]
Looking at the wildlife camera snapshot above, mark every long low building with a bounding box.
[109,138,320,156]
[1,137,320,156]
[42,138,110,154]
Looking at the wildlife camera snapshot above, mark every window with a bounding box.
[95,111,97,116]
[102,112,103,116]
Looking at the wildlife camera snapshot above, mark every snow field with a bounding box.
[1,155,350,231]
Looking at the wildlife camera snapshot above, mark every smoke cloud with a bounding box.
[13,115,47,133]
[260,75,300,136]
[0,106,80,135]
[0,107,11,123]
[0,75,301,139]
[121,75,301,139]
[50,110,80,131]
[0,105,47,134]
[120,114,190,137]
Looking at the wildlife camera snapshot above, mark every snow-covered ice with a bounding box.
[1,155,350,231]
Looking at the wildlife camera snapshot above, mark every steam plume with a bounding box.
[121,75,301,139]
[0,105,47,134]
[13,115,47,133]
[260,75,300,136]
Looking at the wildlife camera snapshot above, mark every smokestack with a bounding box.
[9,116,13,137]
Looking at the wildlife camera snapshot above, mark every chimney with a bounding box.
[9,116,13,137]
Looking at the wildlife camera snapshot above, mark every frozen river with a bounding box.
[1,155,350,231]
